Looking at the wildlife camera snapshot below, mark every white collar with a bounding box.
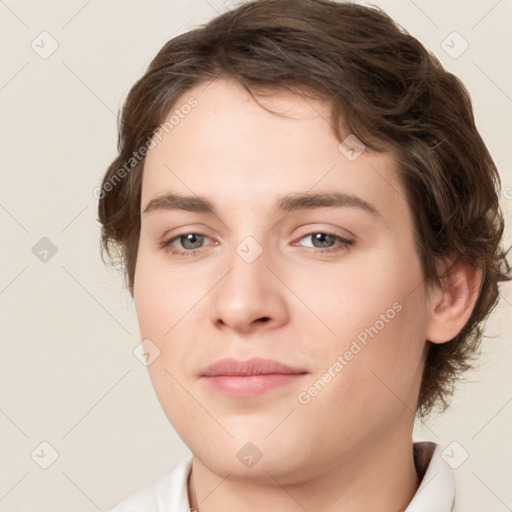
[405,441,456,511]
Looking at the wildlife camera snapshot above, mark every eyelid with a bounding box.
[292,224,355,240]
[159,224,218,243]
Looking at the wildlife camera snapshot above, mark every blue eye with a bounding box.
[160,231,353,257]
[161,233,212,256]
[292,232,353,253]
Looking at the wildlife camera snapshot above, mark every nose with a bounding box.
[209,245,289,334]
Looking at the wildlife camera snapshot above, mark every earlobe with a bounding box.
[425,259,483,344]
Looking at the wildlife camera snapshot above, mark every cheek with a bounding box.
[134,252,192,339]
[296,253,422,341]
[134,253,203,379]
[305,251,428,401]
[330,288,427,416]
[294,302,426,447]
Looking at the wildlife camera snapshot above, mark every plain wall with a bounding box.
[0,0,511,511]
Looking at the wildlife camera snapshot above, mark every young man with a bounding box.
[98,1,510,510]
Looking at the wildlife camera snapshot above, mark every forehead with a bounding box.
[141,78,408,225]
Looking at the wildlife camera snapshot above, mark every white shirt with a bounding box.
[108,441,457,512]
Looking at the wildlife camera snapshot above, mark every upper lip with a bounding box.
[201,357,308,377]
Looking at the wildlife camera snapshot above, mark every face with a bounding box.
[134,78,431,483]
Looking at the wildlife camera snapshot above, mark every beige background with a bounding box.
[0,0,511,510]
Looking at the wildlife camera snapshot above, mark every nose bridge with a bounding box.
[220,239,271,310]
[210,235,288,331]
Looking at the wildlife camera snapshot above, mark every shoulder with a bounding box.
[108,456,193,512]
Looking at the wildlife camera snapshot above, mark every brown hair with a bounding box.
[97,0,511,418]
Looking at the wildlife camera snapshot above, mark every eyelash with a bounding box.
[159,231,354,257]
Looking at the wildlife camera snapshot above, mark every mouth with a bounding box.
[200,357,309,397]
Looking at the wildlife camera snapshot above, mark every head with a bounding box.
[97,0,510,477]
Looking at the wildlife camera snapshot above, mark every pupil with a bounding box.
[182,234,203,249]
[313,233,333,248]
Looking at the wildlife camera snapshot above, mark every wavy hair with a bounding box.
[97,0,511,418]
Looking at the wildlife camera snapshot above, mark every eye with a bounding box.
[161,233,213,256]
[292,232,353,253]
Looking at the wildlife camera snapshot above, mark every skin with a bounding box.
[134,78,481,512]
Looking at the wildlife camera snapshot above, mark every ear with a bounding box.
[425,258,483,344]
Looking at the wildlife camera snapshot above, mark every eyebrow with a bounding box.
[142,191,382,218]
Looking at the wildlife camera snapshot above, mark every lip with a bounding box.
[200,357,308,397]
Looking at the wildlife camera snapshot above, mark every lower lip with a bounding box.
[201,373,307,396]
